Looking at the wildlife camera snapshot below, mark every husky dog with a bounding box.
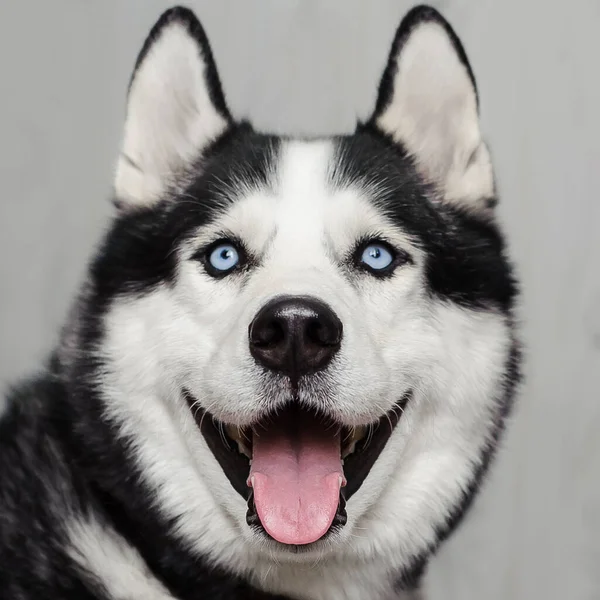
[0,5,520,600]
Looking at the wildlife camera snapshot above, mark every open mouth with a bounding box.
[184,392,410,546]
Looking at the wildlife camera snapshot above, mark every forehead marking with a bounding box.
[254,139,337,262]
[276,139,335,214]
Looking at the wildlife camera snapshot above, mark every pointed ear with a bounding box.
[369,5,495,215]
[114,7,232,208]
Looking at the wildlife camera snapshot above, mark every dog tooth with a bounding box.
[342,440,358,458]
[236,440,252,459]
[225,424,240,442]
[352,425,367,441]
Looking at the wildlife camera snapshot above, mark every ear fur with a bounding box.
[369,5,495,215]
[114,7,231,208]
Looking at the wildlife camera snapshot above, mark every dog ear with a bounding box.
[114,7,232,209]
[369,5,495,215]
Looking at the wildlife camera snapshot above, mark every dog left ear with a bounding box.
[114,7,232,209]
[369,5,495,215]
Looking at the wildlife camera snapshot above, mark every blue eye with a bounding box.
[208,243,240,274]
[360,243,395,272]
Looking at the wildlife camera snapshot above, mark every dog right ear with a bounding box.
[368,5,495,216]
[113,7,232,209]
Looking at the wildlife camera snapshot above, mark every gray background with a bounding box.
[1,1,598,598]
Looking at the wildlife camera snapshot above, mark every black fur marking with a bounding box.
[0,377,110,600]
[129,6,231,122]
[184,123,280,215]
[97,126,279,298]
[369,4,478,123]
[331,130,518,312]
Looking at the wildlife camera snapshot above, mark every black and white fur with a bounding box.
[0,6,520,600]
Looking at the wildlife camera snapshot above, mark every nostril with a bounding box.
[305,319,340,347]
[305,320,321,346]
[305,313,343,347]
[250,319,285,348]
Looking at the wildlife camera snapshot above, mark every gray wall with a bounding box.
[1,1,598,598]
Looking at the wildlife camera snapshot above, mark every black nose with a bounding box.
[249,296,343,380]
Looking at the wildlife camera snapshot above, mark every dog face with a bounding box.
[86,5,518,591]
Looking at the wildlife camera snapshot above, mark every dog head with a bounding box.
[81,4,519,590]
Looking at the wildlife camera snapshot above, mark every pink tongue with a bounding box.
[248,411,345,545]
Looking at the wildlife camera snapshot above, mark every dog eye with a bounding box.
[206,242,240,275]
[360,242,395,272]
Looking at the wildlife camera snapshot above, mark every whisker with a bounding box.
[215,418,231,450]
